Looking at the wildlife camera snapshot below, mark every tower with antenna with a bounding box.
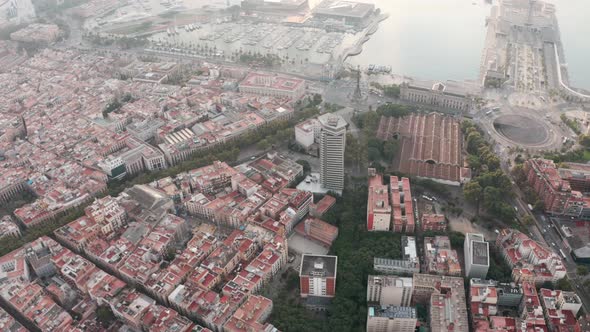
[526,0,536,26]
[20,115,27,138]
[351,65,363,101]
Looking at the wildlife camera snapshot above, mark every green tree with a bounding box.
[467,154,482,172]
[580,134,590,148]
[484,154,501,171]
[449,232,465,249]
[382,141,399,161]
[466,131,485,154]
[487,248,513,282]
[368,147,382,162]
[416,304,428,321]
[257,139,270,151]
[164,246,176,261]
[483,186,516,221]
[556,277,573,291]
[561,114,581,134]
[97,306,115,327]
[345,133,365,172]
[533,199,545,211]
[511,164,528,185]
[102,98,122,118]
[381,84,400,98]
[478,170,512,196]
[577,265,589,276]
[376,103,411,118]
[463,181,483,214]
[312,93,322,106]
[357,111,381,131]
[296,159,311,174]
[522,215,534,225]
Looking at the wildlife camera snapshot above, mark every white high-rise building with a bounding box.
[295,118,320,148]
[464,233,490,279]
[318,114,347,192]
[367,275,413,306]
[0,0,36,27]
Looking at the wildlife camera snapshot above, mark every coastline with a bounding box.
[342,13,389,60]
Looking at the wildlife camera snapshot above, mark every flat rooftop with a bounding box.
[368,305,416,319]
[368,275,413,288]
[373,257,418,270]
[300,254,337,278]
[239,72,304,92]
[472,241,490,266]
[243,0,307,5]
[407,79,480,98]
[318,113,347,131]
[402,236,417,261]
[314,0,374,18]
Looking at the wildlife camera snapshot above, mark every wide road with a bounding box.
[498,154,590,312]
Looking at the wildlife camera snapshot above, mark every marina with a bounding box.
[146,18,382,79]
[83,0,590,89]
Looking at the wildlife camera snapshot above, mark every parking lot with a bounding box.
[287,233,329,256]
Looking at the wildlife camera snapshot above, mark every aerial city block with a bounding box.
[0,0,590,331]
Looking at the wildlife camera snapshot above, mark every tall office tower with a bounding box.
[318,114,347,192]
[464,233,490,279]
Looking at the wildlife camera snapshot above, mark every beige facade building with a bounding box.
[295,118,320,149]
[400,80,477,111]
[413,274,468,332]
[366,305,417,332]
[239,72,306,100]
[85,196,126,237]
[367,275,413,307]
[367,169,391,231]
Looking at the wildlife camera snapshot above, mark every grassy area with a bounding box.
[561,114,581,135]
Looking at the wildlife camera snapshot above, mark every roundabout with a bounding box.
[476,106,568,152]
[492,114,550,146]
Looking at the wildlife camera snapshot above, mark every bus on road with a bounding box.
[559,249,568,261]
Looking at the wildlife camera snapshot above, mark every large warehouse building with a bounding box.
[376,112,471,185]
[313,0,375,26]
[241,0,309,13]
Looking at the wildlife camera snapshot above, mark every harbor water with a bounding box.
[347,0,590,90]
